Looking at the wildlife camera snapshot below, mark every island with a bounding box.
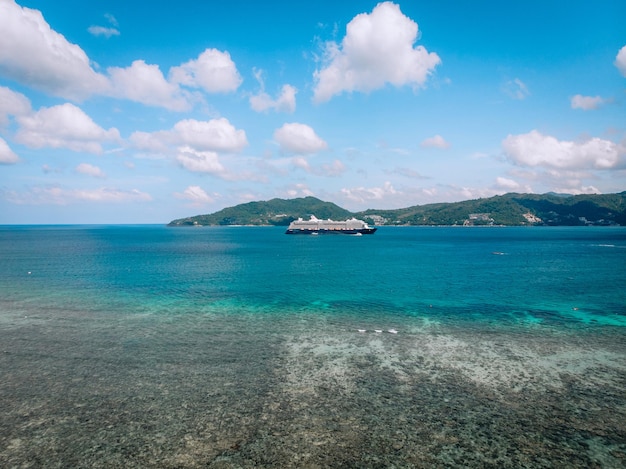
[168,192,626,227]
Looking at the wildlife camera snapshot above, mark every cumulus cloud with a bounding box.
[0,3,245,112]
[249,69,296,113]
[492,176,533,193]
[169,48,242,93]
[0,86,31,125]
[174,185,214,204]
[313,2,440,102]
[494,177,520,190]
[130,117,248,156]
[176,146,226,175]
[128,131,171,155]
[172,118,248,152]
[274,123,328,154]
[75,163,106,178]
[291,156,310,172]
[109,50,243,110]
[0,137,19,164]
[250,84,297,113]
[502,130,622,170]
[570,94,605,110]
[420,134,450,149]
[15,103,120,153]
[0,0,109,100]
[616,45,626,77]
[108,60,192,111]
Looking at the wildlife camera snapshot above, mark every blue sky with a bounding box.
[1,0,625,224]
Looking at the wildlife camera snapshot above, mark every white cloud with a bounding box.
[616,45,626,77]
[340,181,397,203]
[290,157,345,176]
[313,2,440,102]
[508,167,584,187]
[0,3,244,112]
[284,183,315,198]
[15,103,121,153]
[404,184,502,206]
[174,185,214,204]
[502,78,530,100]
[131,117,248,155]
[250,84,297,113]
[502,130,622,170]
[75,163,106,178]
[320,159,346,176]
[274,123,328,154]
[420,134,450,149]
[291,156,310,171]
[0,0,109,100]
[249,70,297,113]
[0,137,19,164]
[104,13,118,27]
[88,12,120,37]
[0,86,31,125]
[64,187,152,203]
[5,186,152,205]
[172,118,248,152]
[169,48,242,93]
[494,176,526,191]
[87,26,120,38]
[128,131,171,155]
[570,94,605,110]
[494,177,519,190]
[108,60,192,111]
[176,146,226,175]
[553,185,600,195]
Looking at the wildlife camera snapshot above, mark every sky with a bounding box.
[0,0,625,224]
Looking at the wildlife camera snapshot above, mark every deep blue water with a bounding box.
[1,225,625,467]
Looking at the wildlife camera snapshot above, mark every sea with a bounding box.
[0,225,625,468]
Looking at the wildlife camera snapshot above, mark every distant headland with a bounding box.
[168,192,626,227]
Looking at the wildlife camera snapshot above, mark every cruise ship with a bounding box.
[285,216,377,235]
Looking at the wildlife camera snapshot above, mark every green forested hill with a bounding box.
[168,196,353,226]
[168,192,626,226]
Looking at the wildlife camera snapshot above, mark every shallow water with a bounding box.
[1,225,625,467]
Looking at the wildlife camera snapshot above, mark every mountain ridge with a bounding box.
[168,192,626,227]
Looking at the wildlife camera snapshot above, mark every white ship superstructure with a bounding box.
[285,216,376,234]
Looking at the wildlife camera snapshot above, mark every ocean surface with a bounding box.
[1,225,625,468]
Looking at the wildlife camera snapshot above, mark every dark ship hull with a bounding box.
[285,227,377,235]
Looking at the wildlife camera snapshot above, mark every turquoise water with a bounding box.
[1,225,625,467]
